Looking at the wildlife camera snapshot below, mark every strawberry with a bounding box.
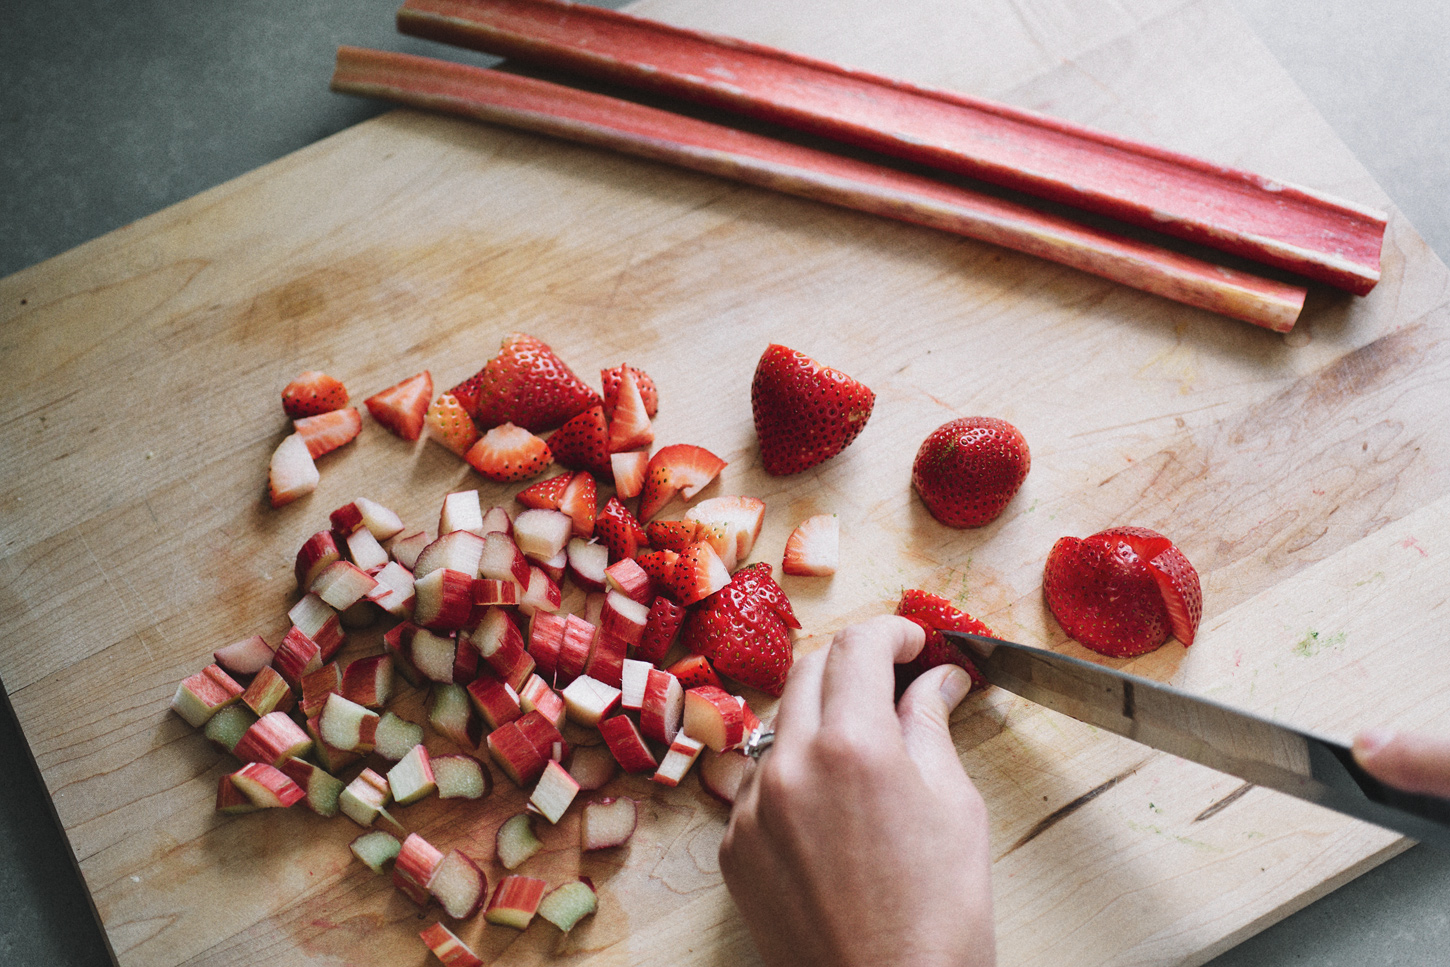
[464,423,552,482]
[782,513,838,576]
[424,392,481,456]
[729,562,801,630]
[1043,527,1202,657]
[670,542,731,605]
[750,344,874,475]
[610,450,649,499]
[634,549,679,590]
[558,472,597,539]
[281,371,348,418]
[682,567,795,696]
[365,371,432,441]
[666,654,721,690]
[455,332,601,432]
[292,407,362,459]
[267,434,319,508]
[606,369,654,453]
[595,497,648,562]
[516,471,572,509]
[912,417,1030,528]
[894,590,991,691]
[644,519,698,552]
[636,596,686,665]
[638,444,727,521]
[601,365,658,419]
[548,404,612,479]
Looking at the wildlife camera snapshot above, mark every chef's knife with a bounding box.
[941,630,1450,850]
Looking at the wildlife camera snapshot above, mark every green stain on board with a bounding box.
[1354,571,1386,588]
[1126,821,1223,853]
[1293,629,1346,658]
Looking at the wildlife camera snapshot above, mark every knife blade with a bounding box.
[942,630,1450,850]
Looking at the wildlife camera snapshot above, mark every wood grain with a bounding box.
[3,0,1448,964]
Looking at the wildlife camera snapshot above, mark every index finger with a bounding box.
[818,615,925,733]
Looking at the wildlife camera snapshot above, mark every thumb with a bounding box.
[896,663,975,803]
[1354,728,1450,798]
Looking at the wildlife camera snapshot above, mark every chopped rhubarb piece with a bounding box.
[518,564,562,617]
[430,849,489,920]
[346,526,390,571]
[319,692,380,753]
[528,759,581,824]
[554,614,595,685]
[652,733,705,788]
[305,715,362,774]
[619,658,652,711]
[600,590,649,649]
[683,685,746,751]
[604,557,653,604]
[228,762,305,809]
[280,757,345,817]
[213,634,274,678]
[367,560,417,617]
[560,675,621,728]
[433,753,492,800]
[467,674,523,731]
[242,665,295,717]
[487,720,548,787]
[311,560,379,611]
[235,710,313,766]
[267,433,319,508]
[567,742,620,791]
[294,407,362,459]
[598,715,658,773]
[584,628,628,689]
[419,922,483,967]
[339,768,396,828]
[396,832,445,905]
[638,668,684,745]
[170,664,244,727]
[517,674,566,730]
[388,744,438,805]
[204,705,256,754]
[350,830,401,874]
[439,489,485,537]
[580,796,638,850]
[485,875,547,930]
[366,371,432,441]
[389,529,431,570]
[341,653,395,709]
[282,370,348,418]
[513,508,573,562]
[516,709,569,763]
[526,611,567,678]
[295,530,343,589]
[414,530,486,580]
[538,879,598,932]
[216,774,259,815]
[495,813,542,870]
[288,592,344,657]
[428,683,481,748]
[565,537,609,593]
[300,663,343,719]
[414,568,476,631]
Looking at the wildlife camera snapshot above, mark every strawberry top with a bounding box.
[750,344,874,476]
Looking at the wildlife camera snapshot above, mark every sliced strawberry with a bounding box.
[293,407,362,459]
[782,514,838,576]
[751,344,874,475]
[516,472,573,510]
[686,496,765,570]
[666,654,721,690]
[606,369,654,453]
[595,497,648,562]
[365,371,432,441]
[670,542,731,606]
[636,596,686,665]
[267,434,319,508]
[895,589,991,692]
[610,451,649,500]
[682,567,794,696]
[634,549,679,591]
[464,423,552,483]
[729,563,801,630]
[1042,527,1200,657]
[638,444,727,522]
[558,472,597,539]
[281,370,348,418]
[461,332,601,432]
[601,365,658,419]
[548,404,612,479]
[425,392,481,456]
[644,519,698,553]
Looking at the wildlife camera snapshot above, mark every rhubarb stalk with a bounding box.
[396,0,1385,295]
[331,47,1306,331]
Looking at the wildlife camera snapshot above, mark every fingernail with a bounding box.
[939,666,972,710]
[1354,727,1395,763]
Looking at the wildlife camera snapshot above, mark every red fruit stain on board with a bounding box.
[1398,536,1428,557]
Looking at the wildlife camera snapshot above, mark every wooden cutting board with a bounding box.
[4,0,1449,964]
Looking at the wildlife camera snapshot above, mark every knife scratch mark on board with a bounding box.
[1192,781,1255,823]
[999,755,1153,858]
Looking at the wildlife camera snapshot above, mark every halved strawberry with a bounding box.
[1043,527,1201,657]
[457,333,601,432]
[606,369,654,453]
[638,444,727,522]
[782,514,838,576]
[895,589,991,692]
[558,472,597,539]
[365,371,432,441]
[751,344,874,475]
[666,654,721,690]
[282,371,348,418]
[670,542,730,606]
[595,497,648,562]
[267,434,319,508]
[516,472,572,510]
[549,405,612,479]
[293,407,362,459]
[464,423,552,483]
[425,392,481,456]
[610,451,649,500]
[682,567,795,696]
[643,519,698,553]
[601,365,658,419]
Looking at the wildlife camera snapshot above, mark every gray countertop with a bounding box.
[2,1,1446,964]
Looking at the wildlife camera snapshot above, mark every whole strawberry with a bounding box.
[682,566,795,696]
[1043,526,1202,658]
[449,332,601,433]
[912,417,1030,528]
[895,590,991,692]
[751,344,874,475]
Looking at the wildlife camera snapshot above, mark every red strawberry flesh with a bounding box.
[750,344,874,476]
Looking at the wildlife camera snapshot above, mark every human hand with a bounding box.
[1352,728,1450,798]
[718,615,995,967]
